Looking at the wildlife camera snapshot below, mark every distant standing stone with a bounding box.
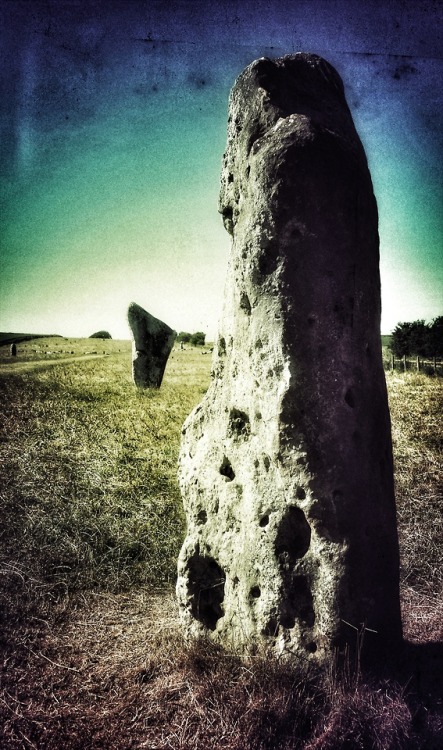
[10,343,17,356]
[177,53,402,663]
[127,302,176,388]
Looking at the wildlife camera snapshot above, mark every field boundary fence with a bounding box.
[386,354,442,375]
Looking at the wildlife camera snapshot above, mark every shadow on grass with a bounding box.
[399,640,443,718]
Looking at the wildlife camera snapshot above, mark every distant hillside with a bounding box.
[2,332,394,348]
[0,333,62,346]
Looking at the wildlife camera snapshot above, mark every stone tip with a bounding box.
[236,51,347,114]
[219,52,362,235]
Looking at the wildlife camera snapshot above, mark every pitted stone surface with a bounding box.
[177,54,402,662]
[127,302,175,388]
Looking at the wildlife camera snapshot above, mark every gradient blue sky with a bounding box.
[1,0,442,339]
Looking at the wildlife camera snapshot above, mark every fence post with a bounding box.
[403,355,407,372]
[416,356,420,372]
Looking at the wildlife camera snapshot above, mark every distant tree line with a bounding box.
[390,317,443,358]
[177,331,206,346]
[90,330,112,339]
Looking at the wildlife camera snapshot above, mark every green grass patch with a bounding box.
[0,345,210,611]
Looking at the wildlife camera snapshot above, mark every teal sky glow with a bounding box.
[1,1,442,339]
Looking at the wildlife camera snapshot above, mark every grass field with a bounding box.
[0,339,442,749]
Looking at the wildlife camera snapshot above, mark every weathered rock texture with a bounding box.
[127,302,176,388]
[177,54,402,662]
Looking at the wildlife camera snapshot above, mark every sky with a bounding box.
[1,0,442,340]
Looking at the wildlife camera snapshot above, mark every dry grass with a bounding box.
[387,372,443,643]
[0,343,442,748]
[0,591,414,750]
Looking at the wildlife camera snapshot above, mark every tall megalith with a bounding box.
[127,302,176,388]
[177,54,402,662]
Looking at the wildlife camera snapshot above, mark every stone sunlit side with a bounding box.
[176,54,402,662]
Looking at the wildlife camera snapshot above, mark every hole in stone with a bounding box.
[197,510,207,525]
[278,550,291,567]
[259,514,269,527]
[263,455,270,471]
[295,487,306,500]
[229,408,250,437]
[220,456,235,481]
[307,316,316,326]
[258,249,278,276]
[218,337,226,356]
[245,165,250,178]
[279,576,314,630]
[227,172,234,183]
[255,411,262,420]
[307,641,317,653]
[280,612,295,629]
[255,338,263,349]
[254,459,260,469]
[250,586,261,599]
[300,605,315,627]
[187,554,225,631]
[344,388,355,408]
[233,576,239,586]
[222,206,233,221]
[222,206,234,234]
[240,292,252,315]
[262,618,278,637]
[275,507,311,564]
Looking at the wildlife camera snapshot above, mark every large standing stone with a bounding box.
[176,54,402,662]
[127,302,176,388]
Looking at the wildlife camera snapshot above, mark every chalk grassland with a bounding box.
[0,336,127,370]
[0,340,442,749]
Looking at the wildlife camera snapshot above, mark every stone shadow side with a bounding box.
[127,302,176,388]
